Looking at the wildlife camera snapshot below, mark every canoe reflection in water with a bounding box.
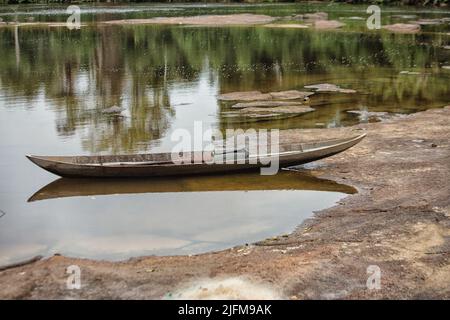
[28,170,356,202]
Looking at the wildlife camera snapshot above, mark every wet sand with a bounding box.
[0,106,449,299]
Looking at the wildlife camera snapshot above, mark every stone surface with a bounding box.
[222,105,314,122]
[314,20,345,30]
[304,83,356,93]
[219,90,314,102]
[231,101,301,109]
[383,23,421,34]
[269,90,314,100]
[103,14,276,26]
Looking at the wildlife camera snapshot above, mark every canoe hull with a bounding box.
[26,134,366,178]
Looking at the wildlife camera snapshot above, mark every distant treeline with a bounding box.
[0,0,448,6]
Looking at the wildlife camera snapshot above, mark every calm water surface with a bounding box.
[0,3,449,264]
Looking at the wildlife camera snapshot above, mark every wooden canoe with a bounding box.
[26,133,366,178]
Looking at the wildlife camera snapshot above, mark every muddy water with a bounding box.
[0,3,449,264]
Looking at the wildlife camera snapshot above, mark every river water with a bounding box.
[0,3,449,264]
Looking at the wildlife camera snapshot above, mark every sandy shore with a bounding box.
[0,106,449,299]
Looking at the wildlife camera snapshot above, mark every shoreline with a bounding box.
[2,14,450,37]
[0,105,448,299]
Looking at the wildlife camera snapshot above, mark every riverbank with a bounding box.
[0,105,448,299]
